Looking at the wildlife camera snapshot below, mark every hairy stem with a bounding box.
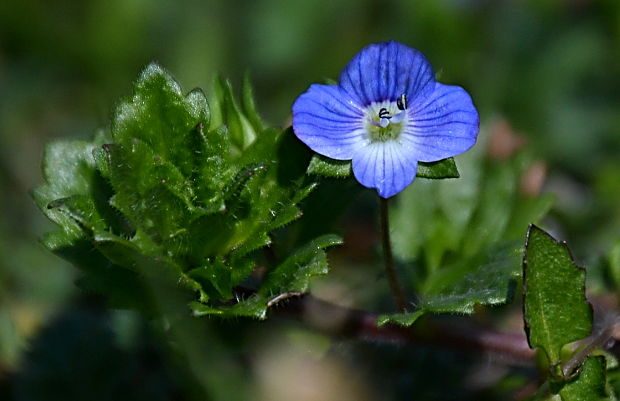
[380,197,407,312]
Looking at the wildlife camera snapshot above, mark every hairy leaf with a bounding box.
[35,63,335,318]
[113,64,209,178]
[191,234,342,319]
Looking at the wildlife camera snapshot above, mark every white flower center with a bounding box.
[364,99,408,143]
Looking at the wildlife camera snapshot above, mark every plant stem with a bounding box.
[561,317,617,378]
[277,294,536,364]
[380,197,407,312]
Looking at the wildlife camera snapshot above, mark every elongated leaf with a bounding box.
[378,241,522,326]
[241,72,265,133]
[385,145,554,328]
[190,295,269,319]
[215,77,256,150]
[260,234,342,294]
[523,225,592,367]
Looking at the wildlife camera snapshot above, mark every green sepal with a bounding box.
[416,158,460,179]
[307,155,352,178]
[306,154,459,180]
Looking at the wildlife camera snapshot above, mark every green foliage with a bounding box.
[527,357,613,401]
[378,242,521,326]
[416,158,460,179]
[307,154,459,179]
[559,357,611,401]
[9,2,620,399]
[34,63,339,318]
[522,226,615,399]
[523,225,592,370]
[307,155,352,178]
[190,234,342,319]
[380,142,554,326]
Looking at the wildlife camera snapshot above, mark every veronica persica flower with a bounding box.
[292,41,479,198]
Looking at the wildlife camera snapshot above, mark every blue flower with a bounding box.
[292,41,479,198]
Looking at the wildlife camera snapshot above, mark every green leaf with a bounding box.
[378,241,521,326]
[46,195,107,233]
[193,124,237,213]
[93,231,178,275]
[35,62,338,319]
[382,145,554,327]
[523,225,592,368]
[32,133,109,244]
[462,161,516,258]
[191,234,342,319]
[391,143,553,291]
[190,294,269,319]
[241,72,265,133]
[113,63,209,178]
[559,357,611,401]
[306,154,459,180]
[307,155,352,178]
[376,310,425,327]
[268,204,303,231]
[422,242,521,308]
[188,257,233,301]
[260,234,342,295]
[106,141,192,246]
[52,239,152,311]
[416,158,460,179]
[215,77,256,150]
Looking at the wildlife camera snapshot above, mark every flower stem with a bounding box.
[380,197,407,312]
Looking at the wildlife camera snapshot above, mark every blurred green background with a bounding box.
[1,0,620,400]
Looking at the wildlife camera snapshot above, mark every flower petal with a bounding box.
[352,141,418,198]
[339,41,435,106]
[292,84,367,160]
[402,83,479,162]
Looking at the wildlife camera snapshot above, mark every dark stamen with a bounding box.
[397,94,407,111]
[379,108,391,119]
